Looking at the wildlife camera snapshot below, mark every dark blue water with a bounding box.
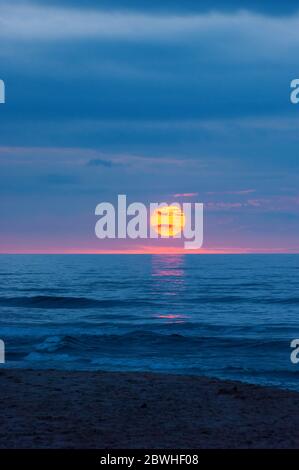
[0,254,298,390]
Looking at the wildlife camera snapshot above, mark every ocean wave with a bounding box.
[185,296,299,305]
[220,365,299,378]
[0,295,158,309]
[1,294,299,309]
[25,331,291,356]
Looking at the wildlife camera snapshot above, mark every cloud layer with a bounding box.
[0,1,298,252]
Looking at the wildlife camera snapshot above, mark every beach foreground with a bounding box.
[0,369,298,449]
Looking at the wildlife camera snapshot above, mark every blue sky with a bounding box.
[0,0,298,252]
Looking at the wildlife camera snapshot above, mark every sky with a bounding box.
[0,0,298,253]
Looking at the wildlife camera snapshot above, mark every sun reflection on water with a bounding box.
[151,255,187,323]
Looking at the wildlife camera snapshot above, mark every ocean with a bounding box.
[0,254,298,390]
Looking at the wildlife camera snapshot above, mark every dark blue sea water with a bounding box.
[0,254,298,391]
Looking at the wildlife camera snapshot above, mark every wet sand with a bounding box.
[0,369,298,448]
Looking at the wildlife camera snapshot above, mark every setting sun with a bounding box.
[150,205,186,237]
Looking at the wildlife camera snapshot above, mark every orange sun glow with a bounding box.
[150,205,186,237]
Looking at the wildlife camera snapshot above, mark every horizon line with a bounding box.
[0,249,298,255]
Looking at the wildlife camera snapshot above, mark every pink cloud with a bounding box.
[247,199,261,207]
[206,189,256,195]
[206,202,243,209]
[173,192,199,198]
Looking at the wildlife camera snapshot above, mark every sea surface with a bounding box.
[0,254,298,391]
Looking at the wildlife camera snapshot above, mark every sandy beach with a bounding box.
[0,369,298,449]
